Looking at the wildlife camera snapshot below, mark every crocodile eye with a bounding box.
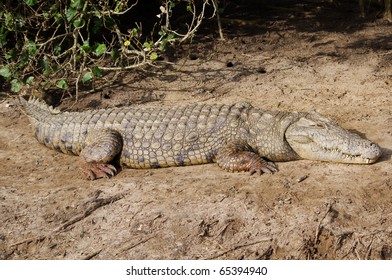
[310,123,324,128]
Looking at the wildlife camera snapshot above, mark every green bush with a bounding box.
[0,0,215,97]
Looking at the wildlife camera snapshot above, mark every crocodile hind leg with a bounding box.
[80,129,123,180]
[216,140,278,175]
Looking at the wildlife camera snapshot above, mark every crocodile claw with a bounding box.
[80,162,117,180]
[249,159,278,176]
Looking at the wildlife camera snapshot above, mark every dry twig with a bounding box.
[314,203,333,244]
[83,249,102,260]
[206,238,272,259]
[54,193,124,232]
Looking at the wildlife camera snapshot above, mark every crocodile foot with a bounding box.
[216,140,279,175]
[248,158,278,175]
[80,162,117,180]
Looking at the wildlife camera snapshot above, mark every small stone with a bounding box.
[297,175,309,183]
[257,67,267,74]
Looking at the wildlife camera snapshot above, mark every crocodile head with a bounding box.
[285,112,381,164]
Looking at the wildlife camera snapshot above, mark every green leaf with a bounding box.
[114,1,123,13]
[70,0,83,10]
[0,26,7,48]
[73,18,85,28]
[25,40,36,55]
[131,28,139,37]
[24,0,38,7]
[150,52,158,62]
[82,72,93,83]
[11,79,22,92]
[54,44,62,56]
[92,10,101,18]
[103,16,115,29]
[0,66,12,79]
[159,40,168,51]
[186,5,192,12]
[92,66,103,77]
[66,8,77,23]
[41,58,52,76]
[56,79,68,89]
[143,42,151,50]
[92,17,103,33]
[95,44,106,56]
[54,13,63,24]
[5,13,14,30]
[110,49,119,60]
[81,41,91,53]
[20,49,29,62]
[26,76,34,85]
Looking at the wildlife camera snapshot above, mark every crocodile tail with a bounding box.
[19,96,61,123]
[19,96,77,154]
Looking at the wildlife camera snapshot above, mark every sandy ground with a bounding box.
[0,1,391,259]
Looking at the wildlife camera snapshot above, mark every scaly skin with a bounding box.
[19,97,382,180]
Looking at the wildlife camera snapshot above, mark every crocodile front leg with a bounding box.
[216,140,278,175]
[80,129,123,180]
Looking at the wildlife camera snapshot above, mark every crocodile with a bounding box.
[19,97,382,180]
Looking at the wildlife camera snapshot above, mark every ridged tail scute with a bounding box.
[19,96,80,155]
[19,96,60,123]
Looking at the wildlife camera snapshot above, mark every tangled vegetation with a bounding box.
[0,0,390,98]
[0,0,217,98]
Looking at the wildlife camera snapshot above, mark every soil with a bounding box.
[0,1,391,260]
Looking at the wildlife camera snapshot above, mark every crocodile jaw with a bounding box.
[285,113,382,164]
[286,135,381,164]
